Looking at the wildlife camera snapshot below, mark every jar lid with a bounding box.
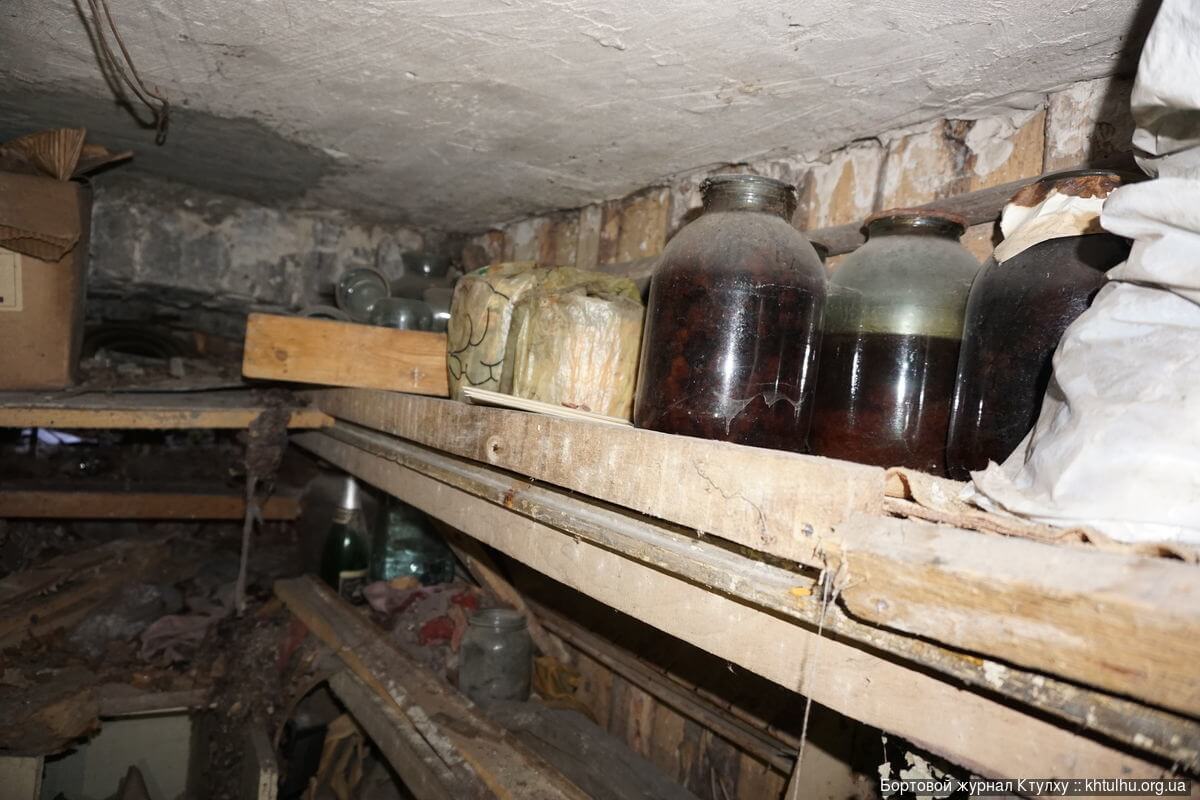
[469,607,528,631]
[864,208,967,238]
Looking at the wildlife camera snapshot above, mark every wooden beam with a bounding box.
[304,389,884,566]
[0,757,43,800]
[293,430,1176,782]
[274,576,588,800]
[0,390,331,430]
[832,515,1200,720]
[296,423,1200,770]
[243,313,449,396]
[0,489,300,520]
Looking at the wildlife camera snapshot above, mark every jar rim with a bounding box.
[469,607,527,631]
[864,208,967,237]
[700,174,795,194]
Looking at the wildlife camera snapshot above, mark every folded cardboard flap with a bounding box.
[0,172,83,262]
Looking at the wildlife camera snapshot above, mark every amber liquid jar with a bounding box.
[633,175,826,451]
[945,171,1131,480]
[808,211,979,475]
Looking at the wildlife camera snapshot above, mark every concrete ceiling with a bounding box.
[1,0,1151,230]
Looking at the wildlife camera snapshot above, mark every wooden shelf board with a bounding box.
[292,427,1179,781]
[0,390,332,430]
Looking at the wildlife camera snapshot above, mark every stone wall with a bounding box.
[86,174,438,335]
[460,76,1136,272]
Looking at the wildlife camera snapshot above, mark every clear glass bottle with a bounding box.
[808,210,979,475]
[946,171,1132,479]
[459,608,533,703]
[319,477,371,601]
[370,498,455,584]
[633,175,827,451]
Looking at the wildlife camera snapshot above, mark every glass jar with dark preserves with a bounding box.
[633,175,826,451]
[945,171,1132,479]
[808,210,979,475]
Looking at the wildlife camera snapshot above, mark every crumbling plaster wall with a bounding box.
[461,76,1136,271]
[86,174,438,335]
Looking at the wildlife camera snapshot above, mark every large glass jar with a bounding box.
[633,175,826,451]
[945,171,1131,479]
[808,211,979,475]
[459,608,532,703]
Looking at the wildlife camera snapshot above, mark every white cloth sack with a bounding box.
[969,0,1200,545]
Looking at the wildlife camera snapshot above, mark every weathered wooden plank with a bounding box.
[274,576,588,800]
[485,700,700,800]
[327,671,459,800]
[833,515,1200,719]
[294,432,1174,782]
[0,489,299,520]
[295,423,1200,769]
[0,756,43,800]
[304,389,884,566]
[0,390,331,430]
[243,313,449,397]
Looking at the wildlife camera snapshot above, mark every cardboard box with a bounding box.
[0,172,91,390]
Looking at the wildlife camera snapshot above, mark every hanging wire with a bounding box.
[83,0,172,145]
[784,563,842,799]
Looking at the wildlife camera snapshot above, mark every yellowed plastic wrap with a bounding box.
[501,268,644,419]
[446,261,544,399]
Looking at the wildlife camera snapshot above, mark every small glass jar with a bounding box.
[808,210,979,475]
[459,608,532,704]
[633,175,826,451]
[335,267,390,322]
[945,171,1132,479]
[367,297,434,331]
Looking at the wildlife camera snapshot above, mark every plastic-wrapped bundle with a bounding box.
[501,268,644,419]
[446,262,544,399]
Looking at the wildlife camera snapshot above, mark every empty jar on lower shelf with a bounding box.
[458,608,532,703]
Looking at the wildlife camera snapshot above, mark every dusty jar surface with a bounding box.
[946,171,1132,479]
[808,211,979,475]
[633,175,827,452]
[458,608,532,703]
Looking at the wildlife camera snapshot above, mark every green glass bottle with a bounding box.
[319,476,371,601]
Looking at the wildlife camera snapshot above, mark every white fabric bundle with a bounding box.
[969,0,1200,545]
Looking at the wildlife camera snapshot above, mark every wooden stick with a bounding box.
[274,575,588,800]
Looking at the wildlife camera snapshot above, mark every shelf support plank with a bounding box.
[305,388,884,567]
[0,391,332,430]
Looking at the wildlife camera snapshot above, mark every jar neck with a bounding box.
[866,215,964,241]
[701,176,796,220]
[470,608,527,632]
